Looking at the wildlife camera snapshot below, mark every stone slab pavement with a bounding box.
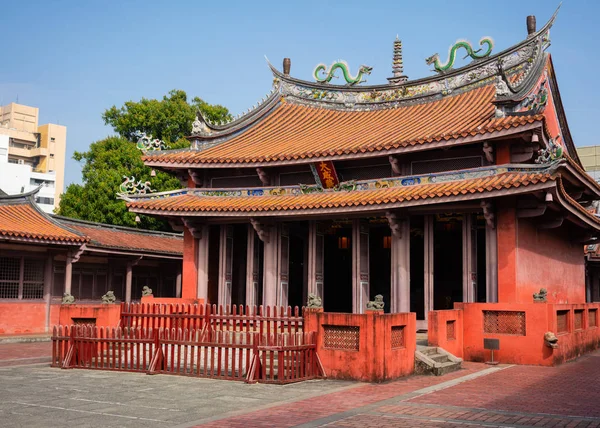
[0,341,52,367]
[1,342,599,427]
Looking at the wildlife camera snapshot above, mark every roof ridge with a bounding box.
[52,215,183,238]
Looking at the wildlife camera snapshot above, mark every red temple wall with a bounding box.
[497,201,585,304]
[516,219,585,304]
[181,229,198,299]
[0,302,60,335]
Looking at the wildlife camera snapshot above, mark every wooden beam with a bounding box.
[182,218,203,239]
[538,216,564,229]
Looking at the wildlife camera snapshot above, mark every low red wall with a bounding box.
[58,304,121,328]
[305,309,416,382]
[140,296,204,305]
[436,302,600,366]
[0,302,61,335]
[428,309,463,358]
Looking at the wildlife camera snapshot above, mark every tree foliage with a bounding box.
[57,90,231,230]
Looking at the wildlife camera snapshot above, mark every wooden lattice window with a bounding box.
[557,310,570,334]
[483,311,526,336]
[391,326,405,349]
[323,325,359,351]
[0,256,45,300]
[589,309,598,328]
[574,310,584,331]
[446,320,456,340]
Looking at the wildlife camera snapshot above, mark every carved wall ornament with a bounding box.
[256,167,270,186]
[142,286,153,297]
[307,293,323,308]
[535,138,563,164]
[366,294,385,311]
[483,142,494,163]
[544,331,559,349]
[533,288,548,302]
[426,37,494,73]
[118,176,156,196]
[385,211,402,237]
[133,131,168,151]
[101,291,116,304]
[313,61,373,85]
[62,293,75,304]
[250,218,270,243]
[481,201,495,229]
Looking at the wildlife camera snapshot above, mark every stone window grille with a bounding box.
[574,310,584,331]
[446,320,456,340]
[483,311,526,336]
[556,310,570,334]
[391,325,405,349]
[323,325,360,351]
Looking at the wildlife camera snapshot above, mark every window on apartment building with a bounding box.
[35,197,54,205]
[50,137,55,142]
[50,154,54,158]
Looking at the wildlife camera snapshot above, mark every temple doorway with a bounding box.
[252,232,264,307]
[231,224,248,305]
[410,216,425,321]
[207,225,220,305]
[323,221,353,313]
[433,214,463,310]
[288,222,308,309]
[369,223,391,313]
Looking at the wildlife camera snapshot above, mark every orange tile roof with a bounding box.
[0,202,87,244]
[128,171,554,215]
[64,222,183,256]
[145,84,543,166]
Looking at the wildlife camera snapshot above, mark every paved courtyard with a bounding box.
[1,342,599,427]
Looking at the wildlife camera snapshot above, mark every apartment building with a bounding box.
[0,103,66,212]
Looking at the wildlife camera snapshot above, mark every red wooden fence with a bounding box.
[119,303,303,336]
[62,325,156,372]
[51,325,72,367]
[54,325,321,384]
[52,304,320,384]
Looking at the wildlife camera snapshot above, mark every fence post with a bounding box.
[147,330,163,375]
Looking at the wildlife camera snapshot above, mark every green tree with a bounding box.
[102,89,230,141]
[57,90,231,230]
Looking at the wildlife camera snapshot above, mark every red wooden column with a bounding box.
[181,228,199,299]
[496,199,518,303]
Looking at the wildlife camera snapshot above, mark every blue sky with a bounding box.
[1,0,598,188]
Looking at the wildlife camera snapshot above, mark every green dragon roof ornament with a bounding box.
[313,61,373,85]
[426,37,494,73]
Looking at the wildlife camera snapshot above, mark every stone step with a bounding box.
[429,353,450,363]
[415,346,462,376]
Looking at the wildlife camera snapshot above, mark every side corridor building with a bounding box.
[0,189,182,334]
[125,11,600,330]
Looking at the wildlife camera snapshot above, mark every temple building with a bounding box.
[125,9,600,330]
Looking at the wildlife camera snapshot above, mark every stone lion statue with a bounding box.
[307,293,322,308]
[366,294,385,310]
[142,286,153,297]
[61,292,75,304]
[533,288,547,302]
[101,290,116,304]
[544,331,559,349]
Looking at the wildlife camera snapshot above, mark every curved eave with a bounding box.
[554,178,600,233]
[143,119,544,169]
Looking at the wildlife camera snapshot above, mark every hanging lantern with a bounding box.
[338,236,349,249]
[383,236,392,249]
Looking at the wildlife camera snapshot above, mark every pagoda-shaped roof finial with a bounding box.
[388,36,408,85]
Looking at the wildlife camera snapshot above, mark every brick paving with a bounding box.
[1,341,599,427]
[194,352,600,427]
[0,341,51,367]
